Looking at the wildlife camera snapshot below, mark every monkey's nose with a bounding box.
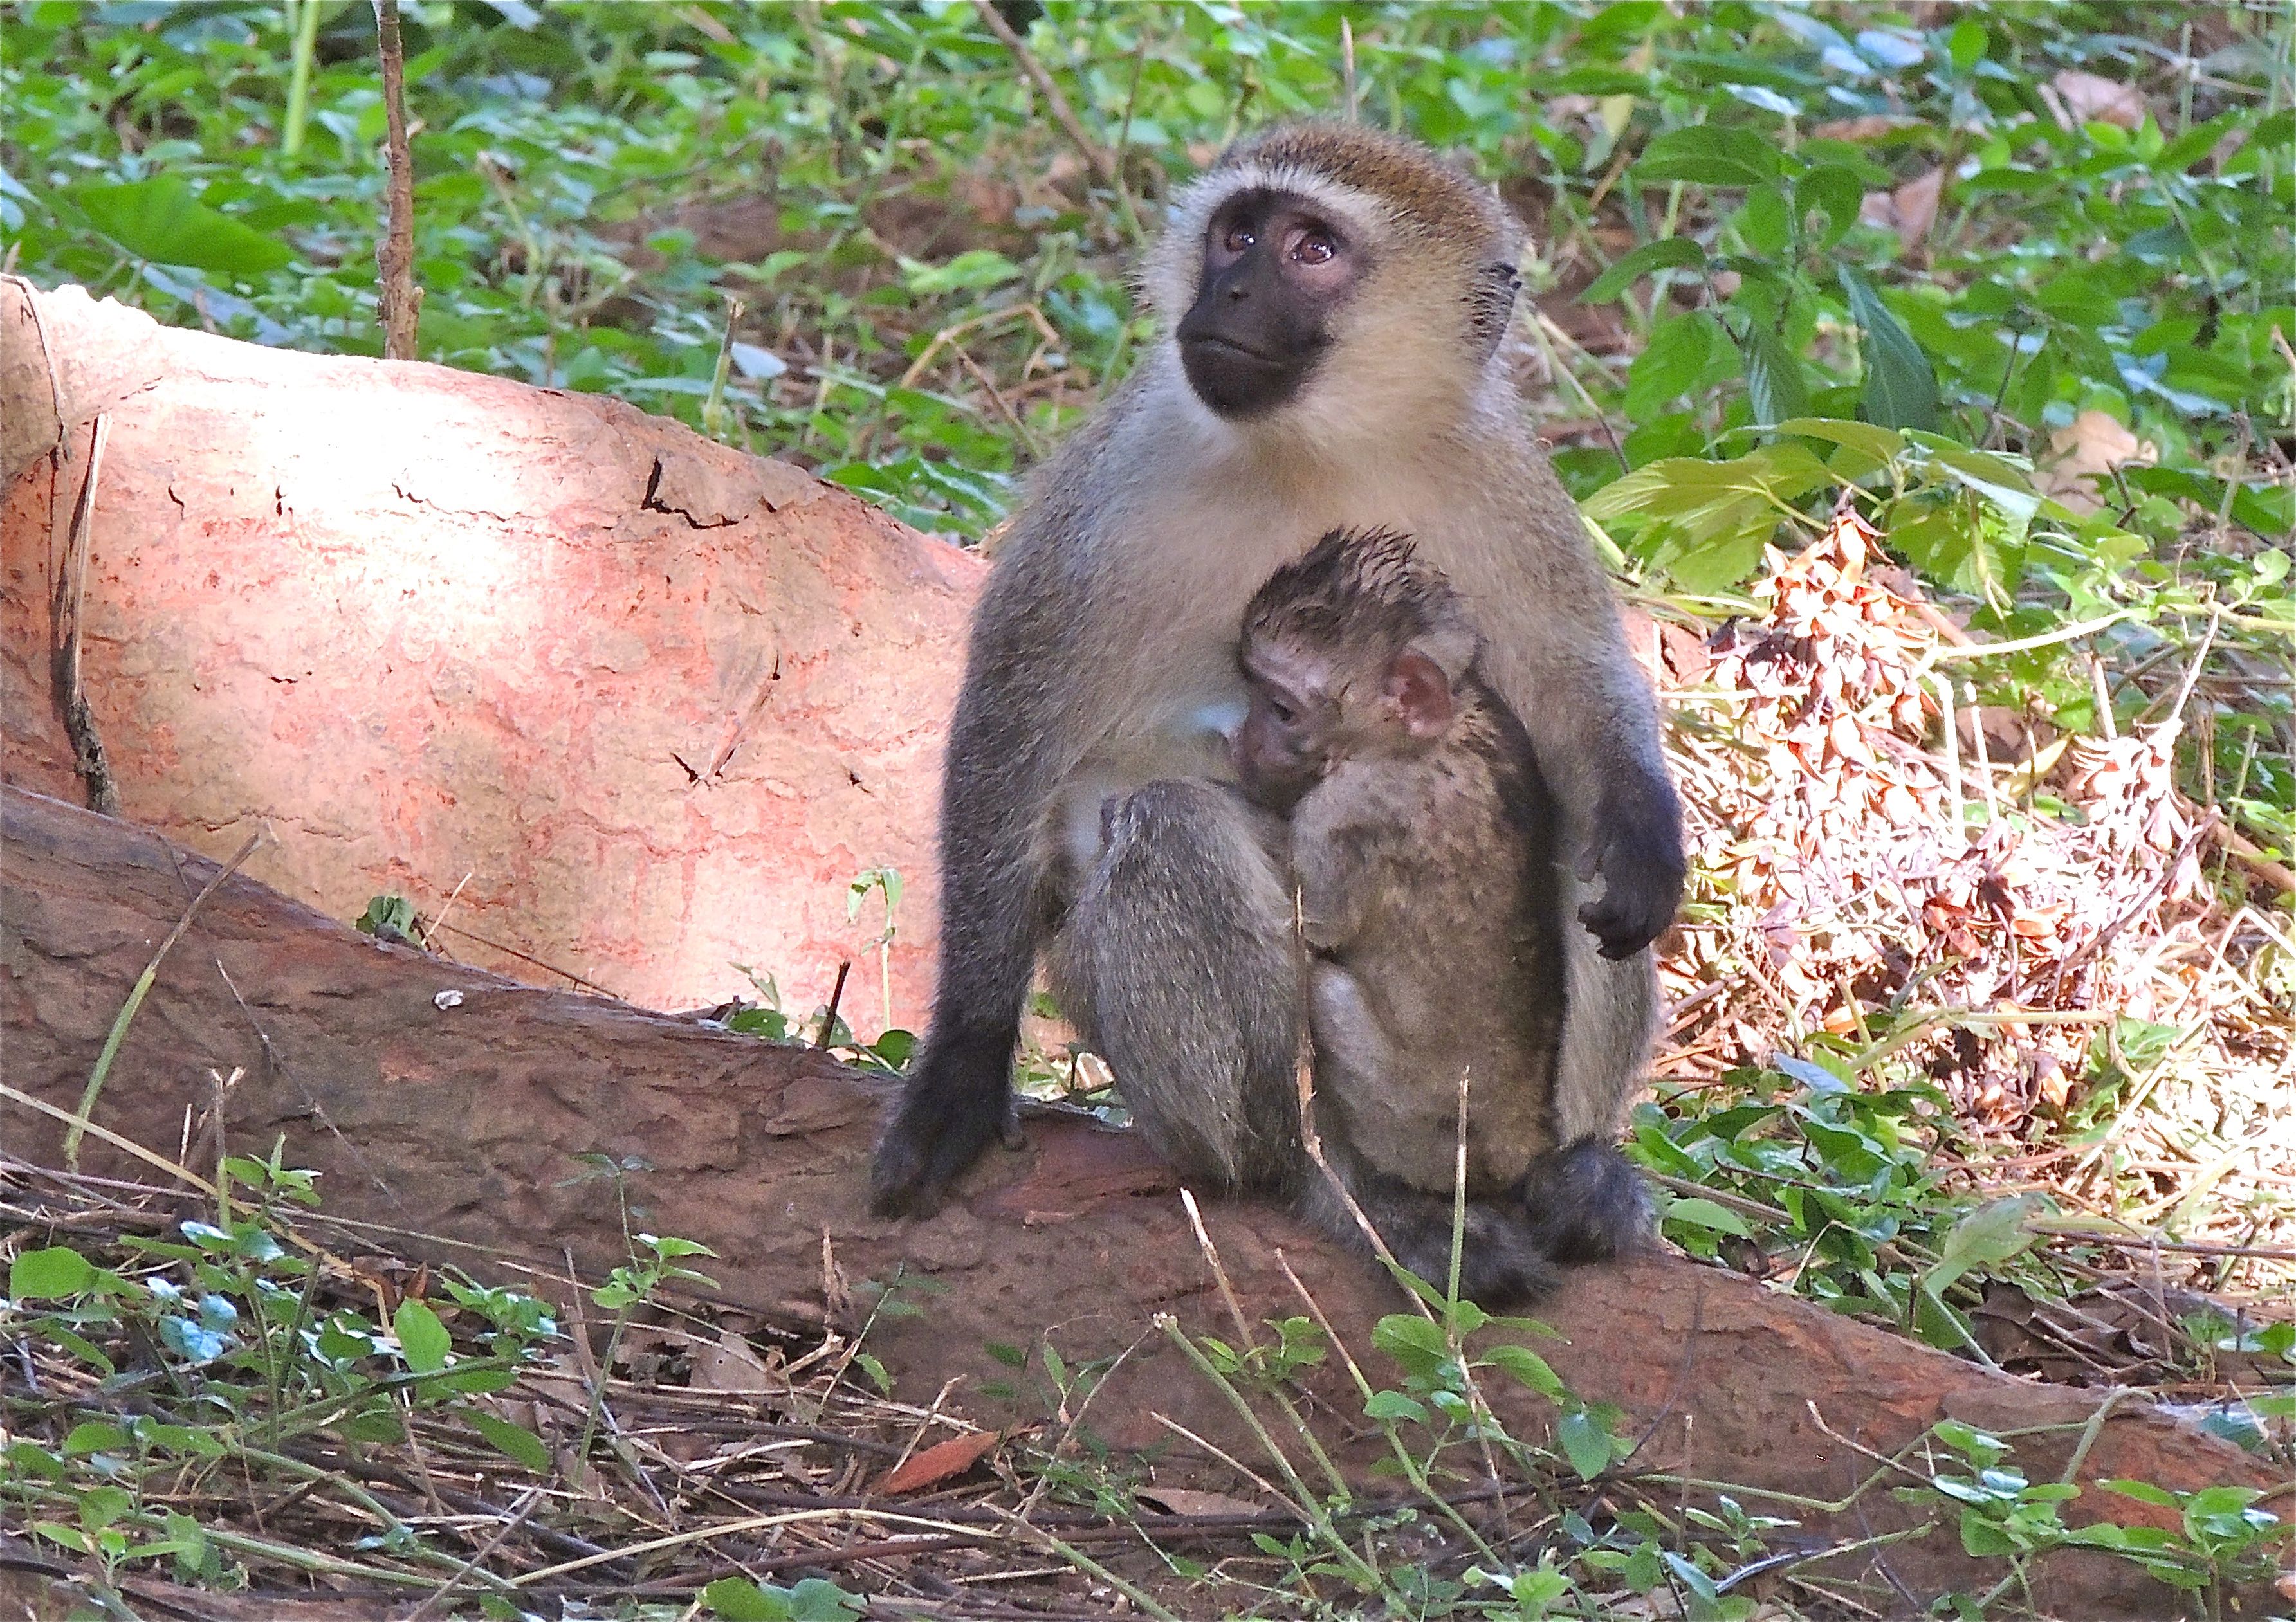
[1226,284,1249,302]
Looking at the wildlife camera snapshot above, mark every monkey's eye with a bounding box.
[1266,697,1298,727]
[1291,228,1336,265]
[1223,224,1256,254]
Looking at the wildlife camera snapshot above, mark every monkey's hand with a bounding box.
[868,1021,1020,1217]
[1574,778,1686,961]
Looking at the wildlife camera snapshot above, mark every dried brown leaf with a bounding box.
[877,1428,1002,1495]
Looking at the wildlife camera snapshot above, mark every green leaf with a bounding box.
[1960,1508,2017,1558]
[392,1299,451,1374]
[1736,317,1810,425]
[703,1578,787,1621]
[1581,236,1707,305]
[1776,417,1906,464]
[1663,1197,1752,1238]
[1364,1389,1430,1424]
[1480,1342,1565,1399]
[785,1578,865,1621]
[1947,19,1987,71]
[1840,269,1941,433]
[441,1366,519,1395]
[337,1408,405,1444]
[1922,1194,2043,1300]
[1733,183,1792,257]
[1372,1312,1451,1378]
[1585,444,1833,522]
[1556,1409,1613,1481]
[76,175,293,276]
[10,1245,95,1299]
[1904,432,2040,525]
[1622,311,1720,417]
[1633,125,1782,188]
[900,250,1023,296]
[62,1421,132,1457]
[467,1411,550,1473]
[1795,165,1865,246]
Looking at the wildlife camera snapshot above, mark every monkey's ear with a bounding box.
[1386,650,1455,738]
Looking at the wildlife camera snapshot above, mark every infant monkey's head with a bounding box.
[1234,527,1484,812]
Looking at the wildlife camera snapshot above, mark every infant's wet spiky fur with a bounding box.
[1242,526,1480,693]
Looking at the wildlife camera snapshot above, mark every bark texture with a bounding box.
[1,279,982,1028]
[3,785,2277,1619]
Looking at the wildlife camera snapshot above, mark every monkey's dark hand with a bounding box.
[1574,777,1686,961]
[867,1021,1020,1218]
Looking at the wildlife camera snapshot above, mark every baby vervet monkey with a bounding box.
[1235,527,1649,1302]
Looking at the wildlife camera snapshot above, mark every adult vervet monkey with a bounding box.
[871,123,1680,1222]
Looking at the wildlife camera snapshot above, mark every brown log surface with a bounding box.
[1,279,981,1026]
[3,785,2276,1618]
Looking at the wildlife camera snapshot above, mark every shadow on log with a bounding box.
[3,785,2277,1617]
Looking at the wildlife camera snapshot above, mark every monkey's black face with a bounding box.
[1177,187,1363,419]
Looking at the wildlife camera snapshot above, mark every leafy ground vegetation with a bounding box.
[3,1,2293,1617]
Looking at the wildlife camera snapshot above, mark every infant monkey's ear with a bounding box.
[1384,648,1455,739]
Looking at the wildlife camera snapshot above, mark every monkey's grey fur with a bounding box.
[1049,780,1303,1192]
[872,123,1678,1269]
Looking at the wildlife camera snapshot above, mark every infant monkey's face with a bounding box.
[1235,633,1456,812]
[1234,661,1332,813]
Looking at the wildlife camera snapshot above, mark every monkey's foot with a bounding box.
[1514,1139,1651,1264]
[867,1021,1018,1217]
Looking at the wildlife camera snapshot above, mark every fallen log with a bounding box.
[3,785,2277,1617]
[1,277,981,1027]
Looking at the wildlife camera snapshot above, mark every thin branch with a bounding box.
[373,0,420,359]
[51,413,119,814]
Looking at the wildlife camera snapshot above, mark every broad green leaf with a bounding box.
[1922,1194,2044,1300]
[1480,1342,1565,1399]
[1622,311,1719,417]
[1733,183,1793,257]
[1364,1389,1430,1423]
[1795,164,1865,246]
[1663,1197,1752,1238]
[785,1578,865,1621]
[1655,509,1775,593]
[1633,125,1782,189]
[703,1578,787,1621]
[1960,1509,2017,1558]
[467,1411,550,1473]
[1372,1312,1451,1377]
[1947,18,1987,71]
[1841,268,1942,433]
[1933,1421,2008,1466]
[1556,1409,1613,1481]
[393,1298,451,1374]
[337,1408,405,1443]
[1776,417,1906,464]
[1581,236,1706,305]
[1736,316,1810,424]
[62,1421,132,1457]
[10,1246,94,1299]
[77,175,293,275]
[900,250,1022,296]
[1904,432,2040,525]
[1586,444,1833,522]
